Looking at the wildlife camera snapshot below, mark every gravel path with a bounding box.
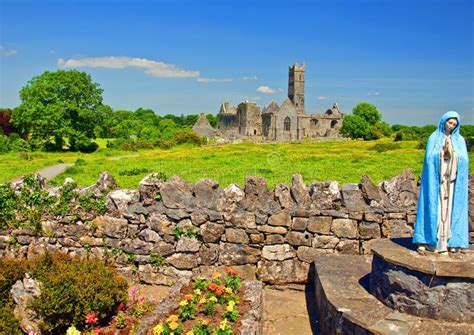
[35,163,73,180]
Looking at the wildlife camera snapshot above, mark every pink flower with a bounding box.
[137,295,145,303]
[117,303,125,312]
[130,287,139,297]
[85,311,98,324]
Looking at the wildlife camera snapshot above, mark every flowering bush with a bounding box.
[152,268,243,334]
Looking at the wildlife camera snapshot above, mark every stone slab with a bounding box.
[313,254,474,334]
[371,238,474,278]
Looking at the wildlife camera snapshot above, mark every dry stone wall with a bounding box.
[1,170,472,286]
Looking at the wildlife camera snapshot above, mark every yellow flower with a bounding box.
[226,305,234,312]
[202,319,210,325]
[228,300,236,307]
[212,272,221,280]
[225,287,233,294]
[186,332,194,335]
[194,289,201,295]
[219,319,228,330]
[208,296,218,302]
[199,297,207,304]
[179,300,188,306]
[169,321,179,330]
[166,315,179,323]
[66,326,81,335]
[152,324,164,335]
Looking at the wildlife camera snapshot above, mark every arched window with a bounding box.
[284,117,291,131]
[331,120,338,128]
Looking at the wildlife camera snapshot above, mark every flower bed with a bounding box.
[136,268,263,335]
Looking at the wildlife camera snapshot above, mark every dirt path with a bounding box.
[108,154,140,161]
[11,163,73,182]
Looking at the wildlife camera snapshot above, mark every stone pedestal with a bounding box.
[369,238,474,322]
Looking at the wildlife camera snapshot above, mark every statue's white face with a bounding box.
[445,118,458,134]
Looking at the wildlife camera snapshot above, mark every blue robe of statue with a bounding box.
[413,111,469,248]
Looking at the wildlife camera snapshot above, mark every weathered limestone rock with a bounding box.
[93,215,128,239]
[286,231,312,246]
[199,244,219,265]
[290,174,311,208]
[249,233,265,244]
[219,243,261,265]
[106,189,139,212]
[261,245,296,261]
[312,235,339,249]
[216,184,245,213]
[336,239,359,254]
[138,264,192,286]
[241,176,280,215]
[358,221,381,239]
[225,228,249,244]
[160,176,193,209]
[176,237,200,252]
[265,234,285,245]
[139,229,162,243]
[190,211,208,226]
[153,241,175,257]
[193,179,220,209]
[297,246,318,263]
[381,219,412,238]
[256,259,309,284]
[307,216,332,234]
[274,183,294,209]
[364,211,383,223]
[138,173,164,201]
[120,239,154,255]
[11,273,42,335]
[230,212,257,229]
[166,253,199,269]
[257,225,287,235]
[341,183,367,210]
[331,219,358,238]
[291,217,308,231]
[309,181,341,209]
[379,169,418,208]
[201,222,225,243]
[268,210,291,227]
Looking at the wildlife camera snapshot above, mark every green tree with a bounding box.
[13,70,106,151]
[340,114,369,139]
[353,102,381,125]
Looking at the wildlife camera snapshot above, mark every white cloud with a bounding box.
[317,96,327,100]
[241,76,257,81]
[58,56,200,78]
[368,92,380,96]
[0,46,17,57]
[196,77,233,83]
[243,96,261,101]
[256,85,279,94]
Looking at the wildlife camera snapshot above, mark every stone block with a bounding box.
[231,212,257,229]
[358,222,381,239]
[225,228,249,244]
[262,245,296,261]
[291,217,308,231]
[364,212,383,223]
[336,239,359,254]
[286,231,312,246]
[296,246,317,263]
[312,235,339,249]
[265,235,285,245]
[201,222,225,243]
[176,237,200,252]
[249,233,264,244]
[257,225,287,235]
[331,219,358,238]
[199,244,219,265]
[382,219,412,238]
[256,259,309,284]
[166,253,199,269]
[219,243,261,265]
[307,216,332,234]
[268,210,291,227]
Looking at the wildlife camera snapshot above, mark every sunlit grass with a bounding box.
[0,139,472,188]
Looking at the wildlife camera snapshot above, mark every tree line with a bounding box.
[0,69,472,154]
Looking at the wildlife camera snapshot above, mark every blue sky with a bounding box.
[1,0,473,125]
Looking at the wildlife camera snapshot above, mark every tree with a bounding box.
[340,114,369,139]
[13,70,106,151]
[353,102,381,125]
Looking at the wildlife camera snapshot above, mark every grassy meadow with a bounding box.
[1,139,473,189]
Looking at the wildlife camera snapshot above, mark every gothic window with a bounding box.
[284,117,291,131]
[331,120,338,128]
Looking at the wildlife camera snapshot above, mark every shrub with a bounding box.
[173,129,203,145]
[369,142,401,153]
[15,253,127,334]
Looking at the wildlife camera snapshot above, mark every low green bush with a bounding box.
[0,253,128,334]
[368,142,401,153]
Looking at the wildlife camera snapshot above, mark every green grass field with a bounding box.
[0,139,473,188]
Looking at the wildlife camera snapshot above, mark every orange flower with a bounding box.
[224,268,238,276]
[208,283,219,291]
[184,294,193,301]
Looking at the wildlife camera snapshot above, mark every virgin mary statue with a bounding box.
[413,111,469,254]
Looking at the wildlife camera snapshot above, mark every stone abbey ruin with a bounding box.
[193,64,344,142]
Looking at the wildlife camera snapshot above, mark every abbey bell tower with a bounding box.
[288,63,305,114]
